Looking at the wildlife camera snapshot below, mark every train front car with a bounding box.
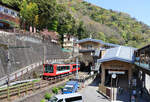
[71,64,80,73]
[43,64,56,79]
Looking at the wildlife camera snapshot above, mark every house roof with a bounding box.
[97,46,135,63]
[136,44,150,53]
[76,38,120,47]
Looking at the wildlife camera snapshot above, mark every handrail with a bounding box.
[0,58,67,86]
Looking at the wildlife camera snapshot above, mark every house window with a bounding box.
[17,13,19,17]
[4,8,8,13]
[11,11,15,15]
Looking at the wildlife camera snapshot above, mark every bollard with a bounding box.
[18,86,20,97]
[7,87,10,100]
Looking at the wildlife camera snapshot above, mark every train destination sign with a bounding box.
[108,71,125,74]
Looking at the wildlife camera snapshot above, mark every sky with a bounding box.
[84,0,150,26]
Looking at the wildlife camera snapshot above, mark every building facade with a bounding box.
[98,46,135,89]
[76,38,119,71]
[134,44,150,99]
[0,2,19,29]
[63,35,78,51]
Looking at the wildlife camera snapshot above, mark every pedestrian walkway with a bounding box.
[80,85,109,102]
[80,76,109,102]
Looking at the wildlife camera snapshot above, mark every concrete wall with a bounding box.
[0,33,67,79]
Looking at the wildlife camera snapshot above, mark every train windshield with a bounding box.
[45,64,53,73]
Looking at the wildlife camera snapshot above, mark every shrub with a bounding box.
[58,86,64,90]
[52,87,59,94]
[40,99,46,102]
[44,92,52,100]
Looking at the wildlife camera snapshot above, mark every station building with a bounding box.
[97,46,135,89]
[76,38,119,71]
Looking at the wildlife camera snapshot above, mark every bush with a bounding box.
[40,99,46,102]
[52,87,59,94]
[44,92,52,100]
[58,86,64,90]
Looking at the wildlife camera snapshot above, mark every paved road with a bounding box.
[80,85,109,102]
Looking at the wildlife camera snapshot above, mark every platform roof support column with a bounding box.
[101,65,105,86]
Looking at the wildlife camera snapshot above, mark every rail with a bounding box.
[0,74,73,100]
[0,58,68,86]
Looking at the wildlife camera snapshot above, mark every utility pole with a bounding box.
[7,39,10,87]
[76,56,79,79]
[42,35,46,64]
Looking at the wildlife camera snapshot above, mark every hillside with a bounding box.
[1,0,150,48]
[63,0,150,48]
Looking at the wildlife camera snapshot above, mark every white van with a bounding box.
[49,93,83,102]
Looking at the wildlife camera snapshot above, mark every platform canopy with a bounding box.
[97,46,136,63]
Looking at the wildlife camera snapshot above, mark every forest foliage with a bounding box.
[1,0,150,48]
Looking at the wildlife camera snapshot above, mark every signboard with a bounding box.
[108,71,125,74]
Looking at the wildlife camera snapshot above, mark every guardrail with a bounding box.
[0,58,68,86]
[0,74,72,100]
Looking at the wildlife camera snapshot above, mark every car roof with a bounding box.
[55,93,82,99]
[66,81,78,85]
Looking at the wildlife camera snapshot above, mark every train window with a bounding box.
[57,66,61,71]
[73,65,76,69]
[45,64,53,73]
[66,66,70,70]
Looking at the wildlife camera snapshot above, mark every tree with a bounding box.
[77,21,86,39]
[20,0,38,29]
[97,32,106,41]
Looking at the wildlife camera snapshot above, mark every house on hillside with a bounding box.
[0,2,19,29]
[63,34,78,51]
[62,35,78,57]
[40,29,59,43]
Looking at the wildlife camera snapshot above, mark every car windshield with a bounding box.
[63,85,73,92]
[49,97,58,102]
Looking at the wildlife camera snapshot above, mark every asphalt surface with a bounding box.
[79,78,110,102]
[80,85,110,102]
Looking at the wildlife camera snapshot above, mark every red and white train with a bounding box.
[43,62,80,79]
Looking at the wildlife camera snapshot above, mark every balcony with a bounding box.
[134,57,150,71]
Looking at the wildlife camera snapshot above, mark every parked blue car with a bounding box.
[62,81,78,94]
